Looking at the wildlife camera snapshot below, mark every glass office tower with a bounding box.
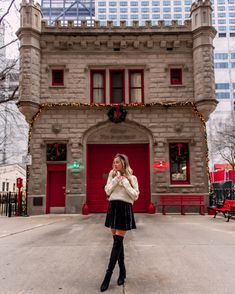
[41,0,95,24]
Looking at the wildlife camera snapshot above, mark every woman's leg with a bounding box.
[100,230,126,292]
[115,230,126,285]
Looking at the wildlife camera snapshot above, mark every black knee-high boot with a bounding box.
[117,242,126,285]
[100,235,124,292]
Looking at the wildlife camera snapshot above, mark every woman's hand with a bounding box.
[116,171,122,179]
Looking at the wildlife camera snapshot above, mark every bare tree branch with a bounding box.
[209,114,235,170]
[0,38,18,50]
[0,0,16,25]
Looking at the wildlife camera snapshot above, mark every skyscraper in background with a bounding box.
[41,0,235,168]
[41,0,95,24]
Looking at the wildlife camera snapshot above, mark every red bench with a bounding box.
[212,199,235,222]
[160,195,205,215]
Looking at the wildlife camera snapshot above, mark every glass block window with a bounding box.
[174,7,182,12]
[109,14,117,19]
[218,13,226,17]
[169,143,190,184]
[130,1,138,6]
[109,8,117,13]
[98,8,106,13]
[120,14,128,19]
[120,8,128,13]
[47,144,67,161]
[174,14,182,19]
[152,1,160,6]
[214,62,229,68]
[218,6,226,11]
[152,14,160,19]
[141,1,149,6]
[98,2,106,7]
[120,2,128,6]
[163,7,171,12]
[99,15,106,19]
[218,19,226,24]
[142,8,150,13]
[152,7,160,12]
[215,83,230,89]
[142,14,150,19]
[163,1,171,6]
[131,14,138,19]
[131,8,138,13]
[214,53,228,59]
[216,92,230,99]
[163,14,171,19]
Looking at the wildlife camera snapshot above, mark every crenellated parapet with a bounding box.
[41,19,192,31]
[39,19,192,52]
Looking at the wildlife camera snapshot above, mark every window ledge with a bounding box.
[169,184,194,188]
[49,86,66,89]
[169,85,185,88]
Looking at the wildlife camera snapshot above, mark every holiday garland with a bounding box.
[24,101,211,214]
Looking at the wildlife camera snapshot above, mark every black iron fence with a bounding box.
[210,181,235,207]
[0,192,27,217]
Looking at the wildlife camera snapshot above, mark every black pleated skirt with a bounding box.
[105,200,136,231]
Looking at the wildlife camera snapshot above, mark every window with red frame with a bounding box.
[110,70,125,103]
[170,68,182,85]
[91,70,105,104]
[52,69,64,86]
[129,70,144,103]
[169,143,190,184]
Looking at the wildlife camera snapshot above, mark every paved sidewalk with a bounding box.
[0,214,235,294]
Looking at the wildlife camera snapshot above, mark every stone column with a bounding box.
[16,0,42,122]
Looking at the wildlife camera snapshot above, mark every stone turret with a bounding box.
[16,0,42,122]
[190,0,217,120]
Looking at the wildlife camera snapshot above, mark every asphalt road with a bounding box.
[0,214,235,294]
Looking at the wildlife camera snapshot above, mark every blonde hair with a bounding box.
[112,154,134,185]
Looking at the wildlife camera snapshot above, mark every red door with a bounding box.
[87,144,150,213]
[46,164,66,213]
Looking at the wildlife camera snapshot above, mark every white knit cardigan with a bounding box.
[104,170,140,204]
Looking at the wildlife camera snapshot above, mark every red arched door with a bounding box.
[86,144,150,212]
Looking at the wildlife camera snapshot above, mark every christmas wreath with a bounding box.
[46,143,67,161]
[107,105,127,123]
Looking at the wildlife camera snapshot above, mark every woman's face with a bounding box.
[113,157,123,172]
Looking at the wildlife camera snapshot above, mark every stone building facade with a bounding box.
[17,0,217,215]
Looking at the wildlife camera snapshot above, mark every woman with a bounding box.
[100,153,139,292]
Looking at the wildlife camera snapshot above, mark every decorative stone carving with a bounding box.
[52,124,62,134]
[174,123,184,133]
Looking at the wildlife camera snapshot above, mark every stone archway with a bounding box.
[83,121,154,212]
